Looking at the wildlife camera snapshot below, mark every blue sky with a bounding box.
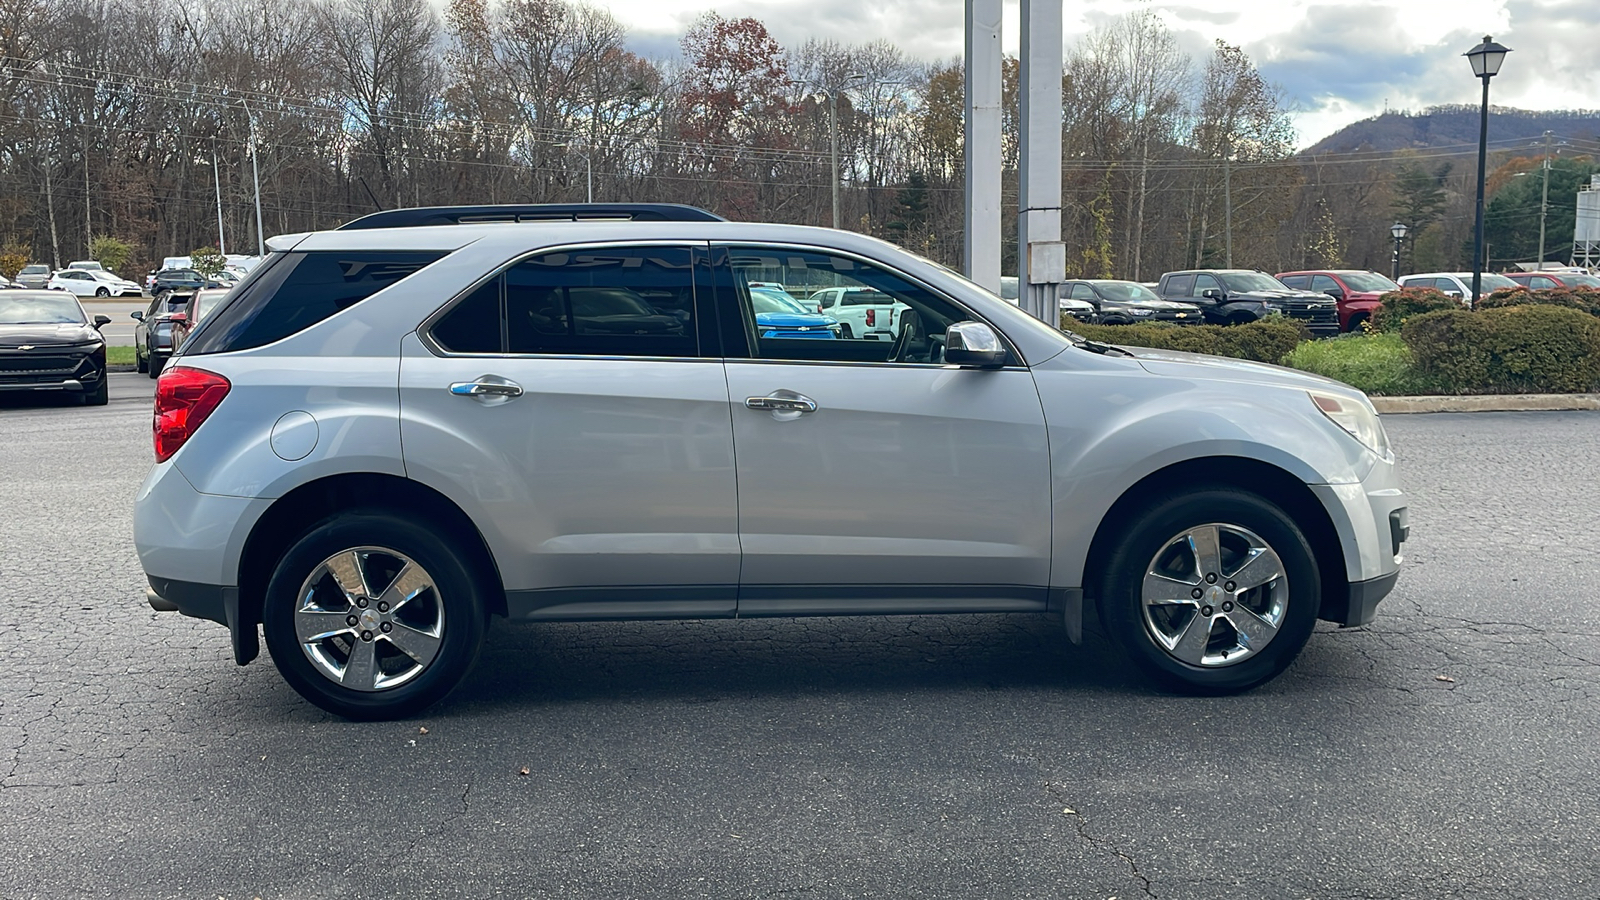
[601,0,1599,147]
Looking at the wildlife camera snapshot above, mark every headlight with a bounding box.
[1309,390,1391,458]
[1260,303,1280,312]
[1130,307,1154,316]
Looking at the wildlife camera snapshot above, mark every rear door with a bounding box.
[399,243,741,620]
[712,243,1053,615]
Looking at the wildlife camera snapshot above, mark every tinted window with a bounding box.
[1278,275,1308,289]
[1531,276,1558,289]
[1166,274,1195,296]
[504,247,696,357]
[431,279,502,353]
[184,250,444,354]
[1341,272,1399,292]
[1311,275,1341,294]
[1069,283,1097,300]
[1193,274,1220,294]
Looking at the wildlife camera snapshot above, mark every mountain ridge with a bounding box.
[1302,107,1600,155]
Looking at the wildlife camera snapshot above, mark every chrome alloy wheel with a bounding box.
[1139,523,1288,667]
[293,547,445,691]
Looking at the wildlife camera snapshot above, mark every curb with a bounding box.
[1373,394,1600,414]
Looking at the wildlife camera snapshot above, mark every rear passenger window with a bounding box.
[506,248,696,357]
[183,251,444,354]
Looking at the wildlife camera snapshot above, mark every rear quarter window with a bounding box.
[183,250,444,354]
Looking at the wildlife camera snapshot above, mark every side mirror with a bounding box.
[129,310,144,320]
[1323,289,1343,299]
[93,315,111,328]
[1201,288,1222,300]
[945,321,1006,368]
[1443,290,1463,299]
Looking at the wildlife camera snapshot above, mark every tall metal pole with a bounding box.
[963,0,1002,293]
[212,146,226,257]
[1470,75,1490,305]
[829,90,840,229]
[1018,0,1064,323]
[1392,234,1402,281]
[585,154,592,203]
[245,100,265,257]
[1538,130,1552,267]
[1223,153,1233,268]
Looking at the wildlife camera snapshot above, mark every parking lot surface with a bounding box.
[2,378,1598,898]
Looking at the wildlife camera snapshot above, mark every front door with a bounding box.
[714,244,1053,615]
[399,243,740,619]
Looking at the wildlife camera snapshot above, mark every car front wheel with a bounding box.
[1098,487,1320,694]
[261,512,487,720]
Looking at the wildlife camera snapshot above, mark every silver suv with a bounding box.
[135,204,1408,719]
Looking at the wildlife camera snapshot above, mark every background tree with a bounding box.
[89,235,134,275]
[190,246,225,278]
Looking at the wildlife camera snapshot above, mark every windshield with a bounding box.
[1222,272,1291,292]
[1566,274,1600,288]
[89,271,124,283]
[0,294,85,324]
[1481,273,1519,291]
[1341,272,1400,292]
[1096,281,1161,302]
[750,288,809,315]
[194,291,228,321]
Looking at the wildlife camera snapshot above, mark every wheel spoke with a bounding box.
[384,622,442,667]
[1186,525,1223,580]
[378,562,434,613]
[1142,571,1201,606]
[341,638,380,690]
[323,551,371,604]
[1229,548,1285,593]
[295,608,354,644]
[1226,604,1280,651]
[1170,610,1215,665]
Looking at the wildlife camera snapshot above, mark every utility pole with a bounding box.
[212,146,226,256]
[244,100,265,257]
[1538,130,1552,267]
[1017,0,1064,323]
[963,0,1002,293]
[1223,152,1233,268]
[829,89,840,229]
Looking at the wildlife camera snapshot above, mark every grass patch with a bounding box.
[106,346,137,366]
[1282,332,1440,396]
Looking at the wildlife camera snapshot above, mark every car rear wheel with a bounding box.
[94,287,109,297]
[1097,487,1320,694]
[147,354,162,379]
[839,324,854,339]
[135,349,147,373]
[261,512,488,720]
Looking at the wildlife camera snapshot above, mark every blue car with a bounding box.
[750,286,839,339]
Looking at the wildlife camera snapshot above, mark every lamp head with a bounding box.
[1391,222,1409,240]
[1465,35,1510,79]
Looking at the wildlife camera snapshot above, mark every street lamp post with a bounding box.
[1390,222,1409,281]
[1465,35,1510,304]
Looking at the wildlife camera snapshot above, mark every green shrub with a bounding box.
[1067,317,1308,364]
[1281,332,1441,396]
[1372,287,1467,332]
[1402,305,1600,393]
[1477,286,1600,316]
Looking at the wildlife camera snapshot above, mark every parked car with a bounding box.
[132,291,192,376]
[811,285,905,340]
[170,287,231,353]
[0,290,110,405]
[1396,272,1520,303]
[66,260,103,272]
[47,269,143,298]
[998,276,1097,324]
[16,264,51,289]
[1504,271,1600,290]
[1063,280,1203,325]
[135,203,1407,720]
[153,268,226,298]
[1275,270,1401,333]
[749,286,839,339]
[1156,270,1340,336]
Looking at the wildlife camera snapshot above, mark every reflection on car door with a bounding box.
[399,244,740,620]
[714,244,1053,615]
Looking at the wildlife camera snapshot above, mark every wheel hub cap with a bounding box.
[1140,523,1289,668]
[292,547,445,692]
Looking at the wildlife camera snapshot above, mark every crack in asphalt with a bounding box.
[1044,781,1156,900]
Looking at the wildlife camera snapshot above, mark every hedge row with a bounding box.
[1065,317,1309,364]
[1401,305,1600,393]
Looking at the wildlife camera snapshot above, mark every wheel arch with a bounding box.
[1079,456,1346,622]
[236,473,507,642]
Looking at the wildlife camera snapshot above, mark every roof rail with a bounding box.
[337,203,726,231]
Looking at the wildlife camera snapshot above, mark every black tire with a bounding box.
[82,375,109,406]
[1346,313,1369,333]
[1097,487,1320,695]
[147,354,163,379]
[95,287,109,297]
[839,324,854,339]
[262,512,488,720]
[135,349,147,373]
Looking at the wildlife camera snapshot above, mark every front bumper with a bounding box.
[1312,460,1408,625]
[0,351,104,391]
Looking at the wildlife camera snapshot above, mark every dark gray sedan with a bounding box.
[1064,279,1204,325]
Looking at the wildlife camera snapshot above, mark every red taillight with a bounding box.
[153,366,230,462]
[865,308,876,327]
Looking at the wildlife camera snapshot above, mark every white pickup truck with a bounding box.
[808,286,908,340]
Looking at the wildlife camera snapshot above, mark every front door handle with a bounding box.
[745,392,818,413]
[449,376,523,400]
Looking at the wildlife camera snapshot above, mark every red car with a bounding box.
[1504,271,1600,290]
[1276,270,1400,333]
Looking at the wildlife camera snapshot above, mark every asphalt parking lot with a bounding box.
[3,374,1598,899]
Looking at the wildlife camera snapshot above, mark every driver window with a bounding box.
[725,247,976,365]
[1070,283,1097,301]
[1193,274,1221,294]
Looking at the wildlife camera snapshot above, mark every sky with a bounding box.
[601,0,1600,148]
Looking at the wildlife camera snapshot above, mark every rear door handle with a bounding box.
[449,377,523,399]
[744,393,817,413]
